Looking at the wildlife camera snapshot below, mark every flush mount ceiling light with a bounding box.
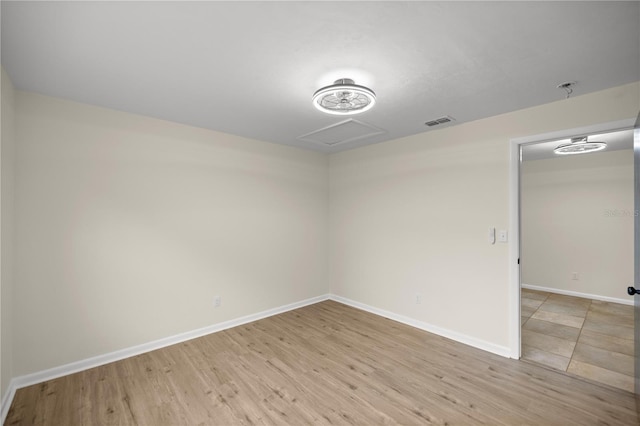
[312,78,376,115]
[553,136,607,155]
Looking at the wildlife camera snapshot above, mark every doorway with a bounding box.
[509,120,636,392]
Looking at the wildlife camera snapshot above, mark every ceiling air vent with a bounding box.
[425,116,455,127]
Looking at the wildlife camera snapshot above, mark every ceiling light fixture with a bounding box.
[553,136,607,155]
[312,78,376,115]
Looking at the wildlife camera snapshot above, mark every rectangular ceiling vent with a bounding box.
[425,116,455,127]
[298,119,386,146]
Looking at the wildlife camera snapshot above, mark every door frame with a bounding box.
[508,118,637,358]
[633,113,639,400]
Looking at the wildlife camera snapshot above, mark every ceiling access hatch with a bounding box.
[297,119,386,146]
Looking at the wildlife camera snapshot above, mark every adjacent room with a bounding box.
[520,129,634,391]
[1,1,639,424]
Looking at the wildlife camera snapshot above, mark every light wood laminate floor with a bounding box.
[521,289,634,392]
[7,300,638,425]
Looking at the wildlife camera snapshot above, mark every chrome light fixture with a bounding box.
[312,78,376,115]
[553,136,607,155]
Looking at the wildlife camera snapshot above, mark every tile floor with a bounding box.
[521,288,634,393]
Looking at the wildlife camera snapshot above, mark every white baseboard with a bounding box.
[1,293,330,424]
[521,284,633,306]
[329,294,512,358]
[0,383,16,425]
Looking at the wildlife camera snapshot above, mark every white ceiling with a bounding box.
[2,1,639,153]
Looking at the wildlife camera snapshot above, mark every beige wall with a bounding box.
[13,92,329,376]
[521,149,633,301]
[1,68,16,399]
[4,80,639,381]
[329,82,639,349]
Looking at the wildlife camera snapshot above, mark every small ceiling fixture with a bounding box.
[557,81,576,99]
[553,136,607,155]
[312,78,376,115]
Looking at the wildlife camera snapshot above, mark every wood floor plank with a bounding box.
[6,300,637,425]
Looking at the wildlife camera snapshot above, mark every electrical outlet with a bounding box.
[571,272,579,281]
[416,294,421,304]
[214,296,221,307]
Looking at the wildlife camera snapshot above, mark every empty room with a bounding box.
[1,1,639,425]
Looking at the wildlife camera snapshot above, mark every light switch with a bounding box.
[498,230,508,243]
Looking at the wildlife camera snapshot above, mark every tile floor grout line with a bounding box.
[566,298,591,373]
[520,290,547,329]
